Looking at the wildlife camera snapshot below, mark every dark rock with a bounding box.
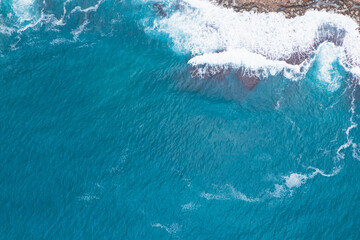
[153,3,167,17]
[237,69,259,90]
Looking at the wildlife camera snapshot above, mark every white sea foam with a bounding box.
[181,202,199,211]
[201,184,259,202]
[336,86,360,161]
[200,192,228,200]
[308,166,341,177]
[55,0,103,26]
[151,223,182,234]
[12,0,36,23]
[315,43,344,92]
[270,184,287,198]
[56,0,73,26]
[149,0,360,79]
[5,0,104,36]
[284,173,308,188]
[71,19,90,40]
[188,48,302,79]
[351,67,360,78]
[0,25,15,35]
[70,0,103,14]
[268,166,341,198]
[77,194,99,201]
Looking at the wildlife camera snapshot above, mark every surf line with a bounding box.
[149,0,360,89]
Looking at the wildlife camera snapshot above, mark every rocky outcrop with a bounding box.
[217,0,360,27]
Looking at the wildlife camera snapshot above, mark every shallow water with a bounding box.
[1,0,360,239]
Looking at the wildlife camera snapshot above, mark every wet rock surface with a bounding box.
[217,0,360,27]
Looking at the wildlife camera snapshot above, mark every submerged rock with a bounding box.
[153,3,167,17]
[237,69,259,90]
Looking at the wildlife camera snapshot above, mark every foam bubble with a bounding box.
[284,173,308,188]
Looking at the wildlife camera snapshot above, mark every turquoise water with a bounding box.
[1,0,360,239]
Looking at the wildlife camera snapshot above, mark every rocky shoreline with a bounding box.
[150,0,360,85]
[216,0,360,27]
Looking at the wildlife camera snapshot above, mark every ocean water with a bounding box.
[1,0,360,239]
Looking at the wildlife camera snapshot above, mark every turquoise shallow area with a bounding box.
[1,1,360,239]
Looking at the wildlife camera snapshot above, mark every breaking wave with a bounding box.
[145,0,360,81]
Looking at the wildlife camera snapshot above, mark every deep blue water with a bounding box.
[1,0,360,239]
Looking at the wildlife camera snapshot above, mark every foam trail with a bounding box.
[1,0,105,49]
[151,223,182,234]
[56,0,73,26]
[181,202,199,211]
[201,184,259,202]
[308,166,341,177]
[269,165,341,198]
[17,12,43,32]
[70,0,104,14]
[336,86,359,161]
[71,19,89,40]
[77,194,99,201]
